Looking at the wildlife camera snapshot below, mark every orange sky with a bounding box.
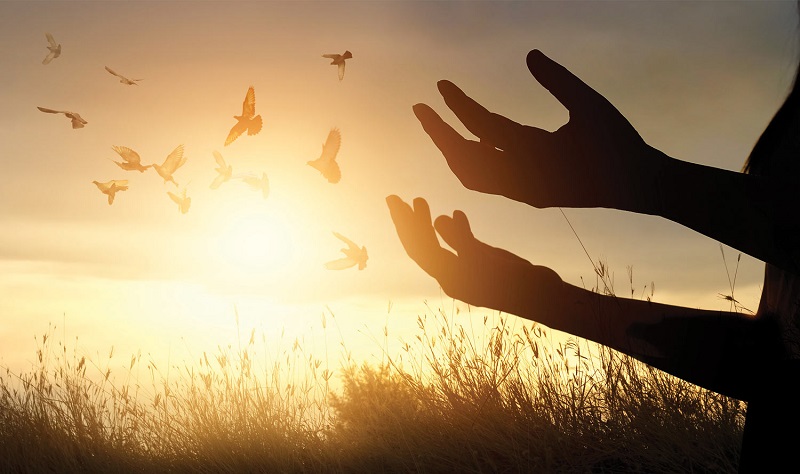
[1,1,797,373]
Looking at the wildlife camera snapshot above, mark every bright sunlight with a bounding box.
[209,194,300,279]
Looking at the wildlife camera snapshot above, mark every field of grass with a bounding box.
[1,302,745,473]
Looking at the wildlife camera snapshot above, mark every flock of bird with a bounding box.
[36,33,366,271]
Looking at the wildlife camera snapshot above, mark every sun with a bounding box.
[209,197,300,280]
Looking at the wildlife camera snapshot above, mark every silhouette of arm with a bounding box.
[387,195,781,401]
[414,49,800,274]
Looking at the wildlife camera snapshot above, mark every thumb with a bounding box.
[526,49,600,112]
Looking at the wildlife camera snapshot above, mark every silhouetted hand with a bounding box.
[414,49,666,212]
[386,195,563,315]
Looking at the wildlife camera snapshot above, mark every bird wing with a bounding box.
[162,145,185,173]
[225,121,246,146]
[45,33,57,47]
[210,174,226,190]
[37,106,62,114]
[333,231,359,250]
[112,145,141,164]
[320,128,341,162]
[167,191,182,205]
[247,115,263,136]
[242,86,256,118]
[110,179,129,189]
[42,52,55,65]
[322,53,339,60]
[257,173,270,198]
[105,66,122,78]
[324,257,357,271]
[338,63,346,81]
[212,150,226,168]
[94,181,111,192]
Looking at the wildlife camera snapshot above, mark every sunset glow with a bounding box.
[1,1,796,376]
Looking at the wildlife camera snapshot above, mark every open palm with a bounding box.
[414,50,664,212]
[386,195,562,315]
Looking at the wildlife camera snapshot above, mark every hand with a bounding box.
[413,49,665,212]
[386,195,562,315]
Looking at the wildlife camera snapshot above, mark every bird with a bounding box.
[152,144,187,186]
[325,232,367,270]
[105,66,142,85]
[37,107,87,129]
[111,145,151,172]
[210,151,232,189]
[92,180,128,205]
[225,86,262,146]
[167,187,191,214]
[322,50,352,81]
[307,128,342,183]
[241,172,269,199]
[42,33,61,65]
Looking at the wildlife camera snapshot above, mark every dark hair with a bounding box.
[742,3,800,178]
[742,80,800,177]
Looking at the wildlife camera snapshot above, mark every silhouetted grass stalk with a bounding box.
[2,299,745,472]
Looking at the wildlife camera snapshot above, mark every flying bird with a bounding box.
[225,86,262,146]
[152,144,187,186]
[307,128,342,183]
[37,107,87,129]
[241,172,269,199]
[105,66,142,85]
[322,50,352,81]
[167,187,191,214]
[111,145,151,172]
[325,232,367,270]
[42,33,61,65]
[210,151,232,189]
[92,180,128,205]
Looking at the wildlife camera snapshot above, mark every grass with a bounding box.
[0,297,745,473]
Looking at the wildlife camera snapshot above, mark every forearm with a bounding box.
[649,148,800,274]
[517,275,772,399]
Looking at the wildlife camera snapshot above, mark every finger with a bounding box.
[386,195,456,276]
[435,210,532,266]
[434,210,475,255]
[437,80,548,150]
[526,49,602,113]
[412,104,508,193]
[413,103,472,156]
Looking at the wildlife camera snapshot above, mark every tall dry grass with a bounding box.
[1,299,745,473]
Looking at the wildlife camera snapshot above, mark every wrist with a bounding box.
[635,145,673,217]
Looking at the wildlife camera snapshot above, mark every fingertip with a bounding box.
[437,80,469,103]
[386,195,412,218]
[433,214,452,229]
[412,103,435,120]
[433,214,457,245]
[436,80,456,94]
[526,49,547,71]
[451,210,472,235]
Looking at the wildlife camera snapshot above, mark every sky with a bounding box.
[1,1,798,375]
